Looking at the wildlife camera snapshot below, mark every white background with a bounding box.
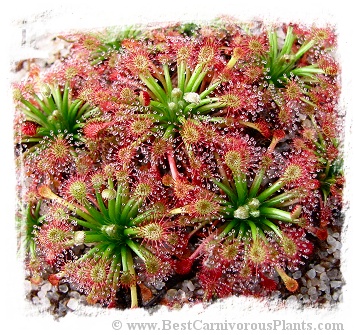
[0,0,354,334]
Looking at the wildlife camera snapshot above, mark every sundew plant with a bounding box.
[13,17,343,310]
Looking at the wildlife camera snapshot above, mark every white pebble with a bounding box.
[186,281,195,291]
[330,281,343,288]
[271,291,281,298]
[24,280,32,294]
[46,291,60,301]
[306,269,316,279]
[41,282,52,292]
[40,297,51,308]
[327,246,336,254]
[332,291,340,301]
[300,287,308,294]
[311,278,320,287]
[58,301,67,314]
[335,241,342,250]
[67,298,79,310]
[80,295,88,304]
[318,251,328,258]
[333,250,341,259]
[293,271,302,279]
[32,296,40,305]
[176,289,186,301]
[166,289,177,299]
[196,289,204,296]
[331,256,339,264]
[325,293,332,301]
[314,265,325,273]
[308,287,317,296]
[319,282,328,291]
[320,272,329,282]
[286,295,298,304]
[31,283,39,291]
[302,295,310,303]
[327,269,338,280]
[327,235,336,246]
[37,290,46,299]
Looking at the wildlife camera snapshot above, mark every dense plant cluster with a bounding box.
[14,18,343,309]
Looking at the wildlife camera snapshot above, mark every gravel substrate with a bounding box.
[283,226,345,307]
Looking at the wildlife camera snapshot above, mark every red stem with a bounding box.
[167,151,180,180]
[188,233,217,261]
